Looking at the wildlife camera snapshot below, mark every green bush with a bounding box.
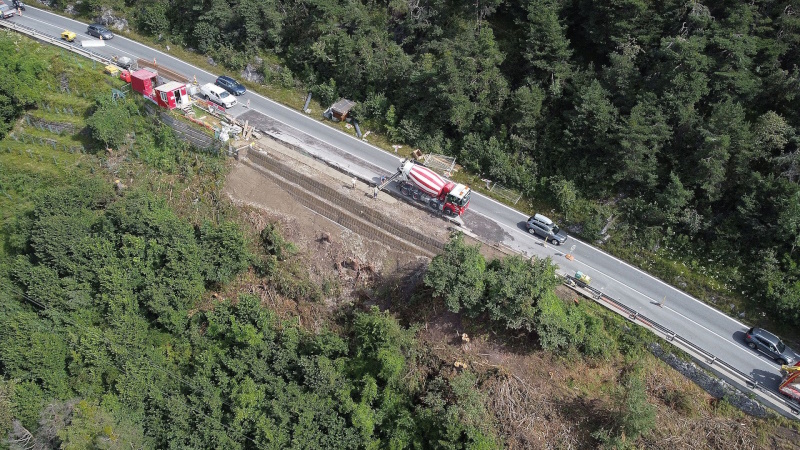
[591,370,656,448]
[424,233,486,315]
[617,372,656,440]
[260,222,296,261]
[580,314,615,359]
[484,255,558,331]
[137,2,171,38]
[86,98,140,149]
[198,220,251,285]
[534,292,575,352]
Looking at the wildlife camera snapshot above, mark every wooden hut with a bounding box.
[330,98,356,121]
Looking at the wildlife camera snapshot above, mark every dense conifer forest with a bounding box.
[2,1,800,447]
[40,0,798,324]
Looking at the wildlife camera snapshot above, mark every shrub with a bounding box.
[617,372,656,440]
[86,98,140,150]
[534,292,576,352]
[424,233,486,315]
[198,221,251,285]
[484,255,558,331]
[260,223,296,261]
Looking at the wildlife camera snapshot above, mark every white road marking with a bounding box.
[25,6,753,339]
[473,209,767,366]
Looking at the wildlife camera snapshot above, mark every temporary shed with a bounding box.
[330,98,356,121]
[155,81,188,110]
[130,69,158,97]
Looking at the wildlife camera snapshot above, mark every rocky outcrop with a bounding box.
[241,57,264,84]
[649,342,769,418]
[95,8,129,31]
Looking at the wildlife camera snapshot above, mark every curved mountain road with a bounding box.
[6,6,795,415]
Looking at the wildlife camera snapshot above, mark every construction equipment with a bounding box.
[779,364,800,403]
[111,55,134,70]
[574,271,592,286]
[60,30,76,42]
[379,159,471,217]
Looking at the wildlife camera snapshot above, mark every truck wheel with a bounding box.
[412,191,421,201]
[429,199,439,209]
[400,186,411,196]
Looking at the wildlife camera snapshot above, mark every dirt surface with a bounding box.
[224,160,435,300]
[221,140,792,449]
[406,291,792,449]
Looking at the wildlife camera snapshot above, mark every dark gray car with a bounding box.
[745,327,797,365]
[87,24,114,40]
[526,213,568,245]
[215,76,246,96]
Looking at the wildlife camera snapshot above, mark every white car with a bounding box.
[0,2,16,18]
[199,83,237,109]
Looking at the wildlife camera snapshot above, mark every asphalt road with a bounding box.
[9,7,790,397]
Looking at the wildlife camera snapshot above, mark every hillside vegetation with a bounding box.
[43,0,800,328]
[3,31,799,449]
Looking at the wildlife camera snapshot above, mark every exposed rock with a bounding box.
[207,57,217,67]
[566,223,584,235]
[241,63,264,84]
[649,342,769,418]
[344,257,360,271]
[63,3,77,15]
[95,8,129,31]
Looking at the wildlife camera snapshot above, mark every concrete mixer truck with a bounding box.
[380,159,471,216]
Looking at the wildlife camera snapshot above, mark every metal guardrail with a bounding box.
[4,12,796,418]
[563,273,800,415]
[0,19,114,66]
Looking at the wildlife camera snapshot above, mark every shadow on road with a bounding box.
[751,368,783,389]
[732,330,749,345]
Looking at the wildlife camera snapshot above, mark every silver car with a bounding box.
[745,327,797,366]
[526,213,568,245]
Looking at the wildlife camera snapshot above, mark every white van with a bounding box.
[199,83,237,109]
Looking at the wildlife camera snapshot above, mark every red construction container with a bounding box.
[130,69,158,97]
[154,82,188,110]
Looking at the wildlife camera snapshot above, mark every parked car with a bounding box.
[215,76,246,96]
[0,2,16,18]
[199,83,237,109]
[745,327,798,366]
[87,24,113,40]
[526,213,568,245]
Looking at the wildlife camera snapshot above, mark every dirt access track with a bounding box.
[224,134,511,301]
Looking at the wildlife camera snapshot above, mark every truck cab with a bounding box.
[443,183,470,215]
[199,83,237,109]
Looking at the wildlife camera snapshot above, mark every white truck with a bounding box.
[199,83,237,109]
